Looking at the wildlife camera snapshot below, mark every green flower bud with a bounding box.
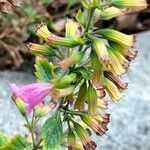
[50,86,75,99]
[36,24,81,47]
[99,29,135,48]
[91,51,104,89]
[67,128,76,150]
[58,51,84,71]
[92,38,110,64]
[73,122,96,150]
[74,81,87,111]
[12,96,27,116]
[87,83,98,116]
[104,77,123,101]
[100,7,127,20]
[53,73,77,89]
[27,43,55,57]
[109,0,147,10]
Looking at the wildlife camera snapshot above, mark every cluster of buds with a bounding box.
[0,0,23,13]
[9,0,147,149]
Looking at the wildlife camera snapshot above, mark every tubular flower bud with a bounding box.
[81,114,108,136]
[97,99,108,109]
[58,51,84,71]
[99,29,135,49]
[109,42,138,61]
[34,102,56,117]
[67,128,76,150]
[10,83,53,113]
[109,0,148,10]
[36,24,80,47]
[73,122,97,150]
[53,73,77,89]
[12,96,27,116]
[74,81,87,111]
[94,114,110,124]
[107,46,126,76]
[82,0,99,8]
[104,77,123,101]
[91,51,104,89]
[65,19,82,41]
[50,86,75,99]
[92,38,110,64]
[27,43,55,57]
[87,83,98,116]
[104,71,128,92]
[75,141,84,150]
[100,6,127,20]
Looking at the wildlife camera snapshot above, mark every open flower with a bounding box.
[10,83,53,113]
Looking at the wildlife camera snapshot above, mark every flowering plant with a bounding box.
[0,0,147,150]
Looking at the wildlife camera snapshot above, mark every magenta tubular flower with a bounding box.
[10,83,53,113]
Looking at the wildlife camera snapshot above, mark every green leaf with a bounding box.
[78,68,92,79]
[42,111,63,150]
[35,57,53,82]
[0,133,9,147]
[0,135,32,150]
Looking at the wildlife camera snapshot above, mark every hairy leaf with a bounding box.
[0,135,32,150]
[42,111,63,150]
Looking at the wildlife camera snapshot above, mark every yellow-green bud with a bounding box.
[100,6,127,20]
[27,43,55,57]
[92,38,110,64]
[58,51,84,71]
[109,0,147,10]
[99,29,135,48]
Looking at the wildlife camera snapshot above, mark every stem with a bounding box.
[31,111,36,148]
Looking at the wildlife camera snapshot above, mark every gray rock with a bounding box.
[0,31,150,149]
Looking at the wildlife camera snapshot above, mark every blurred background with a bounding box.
[0,0,150,149]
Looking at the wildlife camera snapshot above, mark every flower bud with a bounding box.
[81,114,108,136]
[65,19,80,40]
[27,43,55,57]
[82,0,101,9]
[74,81,87,111]
[75,141,84,150]
[100,7,127,20]
[67,128,76,150]
[107,46,126,76]
[58,51,84,71]
[104,77,123,101]
[34,102,56,117]
[109,0,147,10]
[36,24,80,47]
[104,71,128,92]
[92,38,110,64]
[12,96,27,116]
[97,99,108,109]
[73,122,97,150]
[91,51,104,89]
[99,29,135,49]
[50,86,75,99]
[53,73,76,89]
[87,83,98,116]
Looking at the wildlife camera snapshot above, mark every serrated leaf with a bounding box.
[35,57,53,82]
[0,135,32,150]
[42,111,63,150]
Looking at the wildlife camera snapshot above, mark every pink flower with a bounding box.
[10,83,53,113]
